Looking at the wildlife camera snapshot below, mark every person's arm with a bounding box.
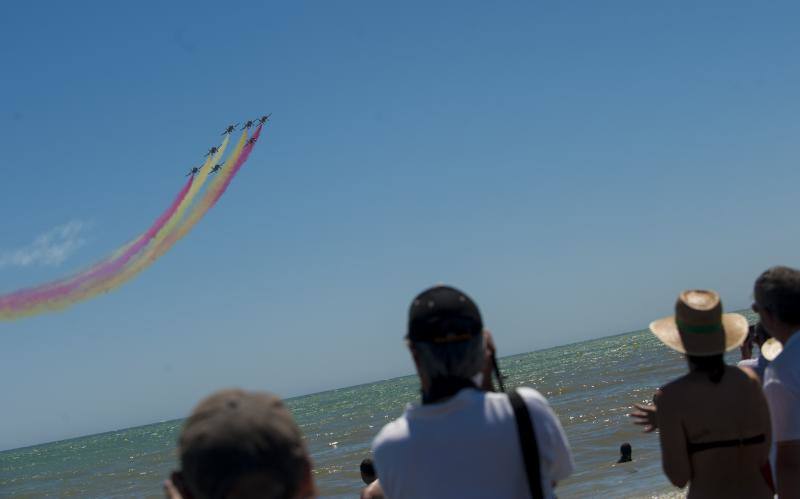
[764,378,800,498]
[480,330,498,392]
[546,405,574,484]
[163,479,183,499]
[740,338,753,360]
[361,479,385,499]
[742,366,772,446]
[630,404,657,432]
[522,389,574,484]
[775,441,800,499]
[629,389,662,432]
[163,472,187,499]
[656,391,690,488]
[740,326,754,360]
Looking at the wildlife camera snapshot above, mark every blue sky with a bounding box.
[1,1,799,450]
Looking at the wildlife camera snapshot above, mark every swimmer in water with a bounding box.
[360,458,377,485]
[618,442,632,463]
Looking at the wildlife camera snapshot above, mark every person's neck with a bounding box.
[421,377,476,405]
[781,327,800,345]
[772,325,799,345]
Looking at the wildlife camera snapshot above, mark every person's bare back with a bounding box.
[657,365,772,498]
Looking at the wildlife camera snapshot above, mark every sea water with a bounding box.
[0,322,755,498]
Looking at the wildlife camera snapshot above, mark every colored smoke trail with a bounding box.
[211,124,262,206]
[150,134,231,248]
[0,176,195,311]
[87,128,257,296]
[2,139,229,320]
[0,124,268,321]
[161,124,261,252]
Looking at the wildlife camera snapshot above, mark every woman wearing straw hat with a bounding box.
[648,290,773,498]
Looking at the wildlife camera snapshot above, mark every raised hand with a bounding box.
[629,403,658,433]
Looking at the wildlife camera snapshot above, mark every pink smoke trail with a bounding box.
[210,124,262,206]
[0,125,263,321]
[138,124,262,267]
[0,175,195,311]
[44,127,258,308]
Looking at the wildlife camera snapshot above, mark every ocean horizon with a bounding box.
[1,317,755,497]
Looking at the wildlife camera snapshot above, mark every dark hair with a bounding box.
[687,354,726,383]
[360,457,376,484]
[360,458,375,475]
[620,443,632,456]
[755,266,800,326]
[753,322,771,344]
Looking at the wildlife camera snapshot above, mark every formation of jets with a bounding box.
[186,114,270,177]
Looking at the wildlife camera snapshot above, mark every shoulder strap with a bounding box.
[509,389,544,499]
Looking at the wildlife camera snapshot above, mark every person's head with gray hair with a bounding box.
[406,285,488,403]
[754,265,800,345]
[166,389,316,499]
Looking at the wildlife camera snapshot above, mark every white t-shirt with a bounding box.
[764,332,800,442]
[371,387,574,499]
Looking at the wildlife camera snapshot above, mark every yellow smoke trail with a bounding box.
[80,133,247,298]
[1,234,143,320]
[7,136,232,319]
[156,129,249,252]
[154,136,231,247]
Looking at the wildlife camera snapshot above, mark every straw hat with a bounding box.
[650,290,748,356]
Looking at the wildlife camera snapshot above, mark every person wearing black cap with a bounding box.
[370,285,573,499]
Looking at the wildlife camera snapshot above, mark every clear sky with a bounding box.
[1,1,799,451]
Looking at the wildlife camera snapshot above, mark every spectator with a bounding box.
[738,323,779,381]
[360,457,377,485]
[648,289,772,497]
[739,324,757,361]
[753,266,800,498]
[164,389,316,499]
[371,285,573,498]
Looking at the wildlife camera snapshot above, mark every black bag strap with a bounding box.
[509,389,544,499]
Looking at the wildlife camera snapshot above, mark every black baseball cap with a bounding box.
[407,285,483,343]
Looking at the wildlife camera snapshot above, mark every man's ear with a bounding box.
[409,344,424,372]
[167,471,192,499]
[298,458,317,498]
[760,307,780,335]
[407,343,429,389]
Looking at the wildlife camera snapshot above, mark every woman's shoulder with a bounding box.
[659,366,760,401]
[658,375,692,405]
[660,372,696,392]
